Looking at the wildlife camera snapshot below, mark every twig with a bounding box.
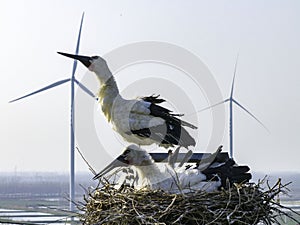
[76,146,97,175]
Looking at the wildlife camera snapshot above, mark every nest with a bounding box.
[77,178,300,225]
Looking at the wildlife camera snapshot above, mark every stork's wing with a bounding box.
[127,99,197,148]
[140,95,197,129]
[148,104,197,129]
[202,159,252,188]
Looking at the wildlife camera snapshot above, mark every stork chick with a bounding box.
[94,145,221,193]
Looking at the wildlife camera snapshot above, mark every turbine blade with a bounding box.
[71,12,84,76]
[230,53,239,98]
[232,99,270,133]
[9,78,70,103]
[197,99,229,113]
[74,79,97,99]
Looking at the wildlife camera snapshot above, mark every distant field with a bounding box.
[0,195,67,210]
[0,171,96,222]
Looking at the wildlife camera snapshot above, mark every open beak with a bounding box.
[93,154,129,180]
[57,52,92,68]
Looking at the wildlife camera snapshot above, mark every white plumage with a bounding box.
[58,52,197,149]
[57,53,252,194]
[94,145,221,193]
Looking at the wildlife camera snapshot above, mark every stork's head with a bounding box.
[57,52,112,82]
[123,145,154,166]
[93,145,153,180]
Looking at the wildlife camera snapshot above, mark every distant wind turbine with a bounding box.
[199,57,269,158]
[9,12,95,212]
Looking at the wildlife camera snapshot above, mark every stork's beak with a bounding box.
[93,154,129,180]
[57,52,92,68]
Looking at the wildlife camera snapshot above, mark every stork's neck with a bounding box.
[133,160,172,190]
[97,75,121,122]
[134,163,161,181]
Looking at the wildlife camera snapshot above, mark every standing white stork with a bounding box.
[57,52,197,150]
[93,145,251,193]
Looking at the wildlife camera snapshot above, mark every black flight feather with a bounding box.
[129,95,197,148]
[141,94,166,104]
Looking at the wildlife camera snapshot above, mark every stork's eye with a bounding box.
[123,149,130,155]
[91,56,99,60]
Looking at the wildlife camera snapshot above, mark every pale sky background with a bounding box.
[0,0,299,174]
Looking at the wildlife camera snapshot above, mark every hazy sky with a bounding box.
[1,0,299,174]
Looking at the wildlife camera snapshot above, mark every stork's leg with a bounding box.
[168,146,180,168]
[178,147,193,167]
[167,149,173,167]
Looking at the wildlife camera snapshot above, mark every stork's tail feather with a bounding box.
[141,94,166,104]
[202,159,252,189]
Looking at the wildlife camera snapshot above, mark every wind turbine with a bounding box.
[9,13,95,212]
[199,57,268,158]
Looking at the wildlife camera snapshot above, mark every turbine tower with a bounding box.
[9,13,95,212]
[199,57,268,158]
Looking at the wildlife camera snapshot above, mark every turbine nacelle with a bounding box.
[198,55,268,158]
[9,13,90,213]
